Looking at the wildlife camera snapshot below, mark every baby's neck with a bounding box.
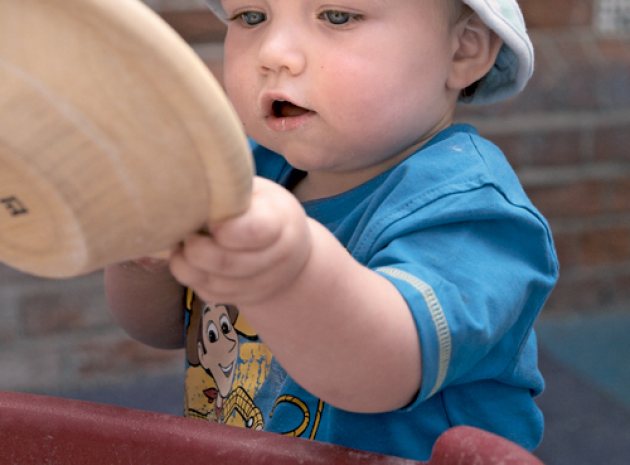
[292,115,455,202]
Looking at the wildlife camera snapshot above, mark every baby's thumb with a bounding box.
[208,177,283,250]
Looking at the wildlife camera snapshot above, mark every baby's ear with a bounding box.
[447,12,503,93]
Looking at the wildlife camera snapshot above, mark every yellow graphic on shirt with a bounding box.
[224,385,264,429]
[271,395,325,439]
[184,291,272,428]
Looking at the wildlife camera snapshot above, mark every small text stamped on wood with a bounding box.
[1,196,29,217]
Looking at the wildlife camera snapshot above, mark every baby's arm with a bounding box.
[104,259,185,349]
[169,177,421,413]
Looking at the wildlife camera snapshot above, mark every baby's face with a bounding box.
[222,0,460,188]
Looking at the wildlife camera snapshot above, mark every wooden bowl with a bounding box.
[0,0,253,278]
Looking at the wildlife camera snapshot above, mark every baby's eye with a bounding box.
[319,10,361,25]
[233,10,266,26]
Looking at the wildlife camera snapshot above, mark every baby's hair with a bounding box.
[447,0,471,24]
[461,80,481,99]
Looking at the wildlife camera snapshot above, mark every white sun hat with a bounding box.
[460,0,534,104]
[203,0,534,105]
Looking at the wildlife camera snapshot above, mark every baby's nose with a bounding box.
[258,26,307,76]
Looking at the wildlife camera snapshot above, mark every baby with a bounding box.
[105,0,558,460]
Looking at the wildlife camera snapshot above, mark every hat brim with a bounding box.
[461,0,534,104]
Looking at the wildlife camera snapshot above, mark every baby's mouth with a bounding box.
[272,100,310,118]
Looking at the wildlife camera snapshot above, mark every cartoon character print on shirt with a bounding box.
[184,290,327,439]
[184,290,272,430]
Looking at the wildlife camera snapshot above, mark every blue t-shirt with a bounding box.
[183,124,558,461]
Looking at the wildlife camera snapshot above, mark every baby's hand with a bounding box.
[169,177,312,306]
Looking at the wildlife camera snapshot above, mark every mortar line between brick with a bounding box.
[549,212,630,233]
[465,109,630,135]
[519,161,630,186]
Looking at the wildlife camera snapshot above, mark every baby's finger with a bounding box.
[176,232,285,278]
[168,247,209,289]
[210,177,287,250]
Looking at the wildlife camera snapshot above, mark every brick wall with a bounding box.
[1,0,629,393]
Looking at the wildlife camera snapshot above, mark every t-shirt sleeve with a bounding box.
[370,187,558,406]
